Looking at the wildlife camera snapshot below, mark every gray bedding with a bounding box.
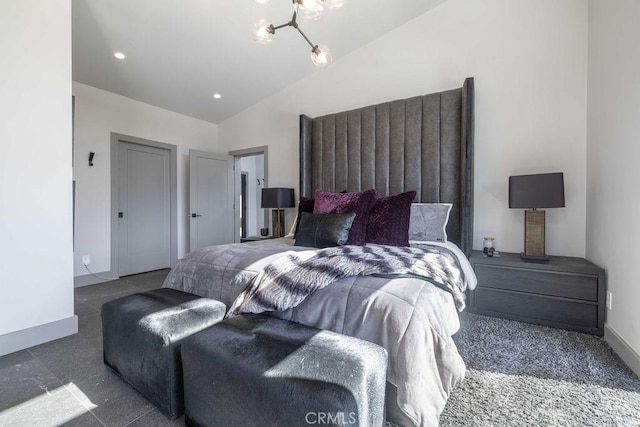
[163,238,470,427]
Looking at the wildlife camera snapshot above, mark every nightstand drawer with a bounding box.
[473,288,599,330]
[475,264,598,302]
[469,251,606,336]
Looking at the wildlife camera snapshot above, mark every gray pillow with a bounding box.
[408,203,452,243]
[294,212,356,248]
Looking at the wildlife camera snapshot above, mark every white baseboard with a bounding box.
[74,269,119,287]
[0,316,78,357]
[605,323,640,378]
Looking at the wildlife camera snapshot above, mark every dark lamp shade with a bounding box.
[509,172,565,209]
[261,188,295,209]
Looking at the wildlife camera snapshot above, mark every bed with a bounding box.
[163,78,475,427]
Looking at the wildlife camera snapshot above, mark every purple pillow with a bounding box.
[366,191,417,246]
[299,196,315,214]
[314,189,376,245]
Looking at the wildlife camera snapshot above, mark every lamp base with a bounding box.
[520,252,550,262]
[271,209,285,238]
[524,210,547,257]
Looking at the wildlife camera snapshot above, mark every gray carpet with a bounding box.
[439,312,640,426]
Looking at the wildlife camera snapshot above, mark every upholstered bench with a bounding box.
[101,288,226,419]
[181,314,388,427]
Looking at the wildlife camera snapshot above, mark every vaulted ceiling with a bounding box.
[72,0,447,124]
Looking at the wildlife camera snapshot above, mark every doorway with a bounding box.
[110,133,178,277]
[229,146,268,241]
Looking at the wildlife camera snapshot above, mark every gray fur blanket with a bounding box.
[163,239,472,426]
[228,245,466,316]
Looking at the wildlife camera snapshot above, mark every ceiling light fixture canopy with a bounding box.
[253,0,347,68]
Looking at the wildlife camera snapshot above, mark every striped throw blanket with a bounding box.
[228,244,467,317]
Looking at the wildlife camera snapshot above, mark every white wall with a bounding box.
[587,0,640,355]
[73,82,219,279]
[219,0,588,256]
[0,1,75,342]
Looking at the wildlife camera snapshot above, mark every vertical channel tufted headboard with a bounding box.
[299,77,474,256]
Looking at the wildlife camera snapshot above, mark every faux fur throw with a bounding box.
[228,244,468,317]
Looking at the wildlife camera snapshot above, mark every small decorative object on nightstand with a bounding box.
[483,237,495,257]
[261,188,294,238]
[509,172,565,261]
[468,251,606,336]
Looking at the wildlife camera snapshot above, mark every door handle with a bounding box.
[191,213,202,218]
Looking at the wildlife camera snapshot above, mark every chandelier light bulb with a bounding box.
[311,44,331,68]
[252,19,274,44]
[323,0,347,8]
[294,0,324,20]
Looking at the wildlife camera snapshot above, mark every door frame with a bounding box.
[110,133,178,277]
[228,146,268,243]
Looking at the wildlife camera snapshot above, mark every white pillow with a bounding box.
[408,203,452,243]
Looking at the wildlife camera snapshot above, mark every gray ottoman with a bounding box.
[181,314,388,427]
[102,288,226,419]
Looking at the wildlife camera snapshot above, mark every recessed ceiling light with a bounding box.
[213,93,222,99]
[113,51,126,60]
[254,0,269,4]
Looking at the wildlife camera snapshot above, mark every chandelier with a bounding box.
[252,0,348,68]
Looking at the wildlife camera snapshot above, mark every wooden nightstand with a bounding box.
[240,236,276,243]
[469,251,606,336]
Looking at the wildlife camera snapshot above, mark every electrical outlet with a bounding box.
[82,255,90,265]
[606,291,613,310]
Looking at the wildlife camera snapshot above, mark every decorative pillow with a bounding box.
[408,203,453,243]
[366,191,417,246]
[294,212,356,248]
[293,197,315,238]
[314,189,377,245]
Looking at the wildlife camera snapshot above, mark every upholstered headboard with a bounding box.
[299,78,474,256]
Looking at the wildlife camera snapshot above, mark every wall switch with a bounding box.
[606,291,613,310]
[82,255,90,265]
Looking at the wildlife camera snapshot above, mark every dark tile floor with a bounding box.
[0,269,183,427]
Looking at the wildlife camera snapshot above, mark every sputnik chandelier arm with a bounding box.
[281,13,314,49]
[270,12,320,55]
[252,0,347,68]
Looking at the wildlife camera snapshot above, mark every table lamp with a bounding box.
[509,172,565,261]
[261,188,294,238]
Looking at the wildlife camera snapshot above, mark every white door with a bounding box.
[118,142,171,276]
[189,150,235,252]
